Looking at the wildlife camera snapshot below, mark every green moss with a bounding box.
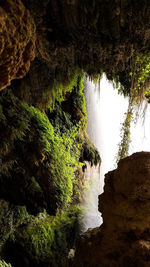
[0,91,81,213]
[71,74,87,129]
[12,64,79,112]
[0,260,12,267]
[50,69,79,111]
[21,102,55,154]
[0,73,99,216]
[130,53,150,103]
[48,73,87,131]
[0,75,97,266]
[80,132,101,167]
[0,200,28,252]
[48,103,74,134]
[30,177,42,193]
[10,205,82,267]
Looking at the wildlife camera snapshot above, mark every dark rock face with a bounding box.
[0,0,149,97]
[7,0,149,103]
[0,0,36,90]
[21,0,150,91]
[72,152,150,266]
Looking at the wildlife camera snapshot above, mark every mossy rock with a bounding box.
[3,206,82,267]
[0,90,80,215]
[11,59,79,112]
[80,132,101,167]
[48,74,87,131]
[0,199,28,253]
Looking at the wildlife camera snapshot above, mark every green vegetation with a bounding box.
[80,132,101,167]
[0,260,12,267]
[116,54,150,163]
[129,54,150,105]
[8,205,82,267]
[0,91,81,211]
[0,200,28,252]
[116,101,133,163]
[49,69,79,111]
[49,74,87,131]
[12,66,79,112]
[0,72,99,213]
[0,72,101,267]
[48,74,100,168]
[0,73,100,212]
[74,75,87,129]
[88,71,103,86]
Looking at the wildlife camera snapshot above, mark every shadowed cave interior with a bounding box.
[0,0,150,266]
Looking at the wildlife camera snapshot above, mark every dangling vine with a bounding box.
[116,53,150,163]
[116,99,133,163]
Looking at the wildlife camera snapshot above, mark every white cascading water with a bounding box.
[82,74,150,232]
[82,75,128,231]
[81,77,102,232]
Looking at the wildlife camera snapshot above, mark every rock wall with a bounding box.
[0,0,36,90]
[72,152,150,267]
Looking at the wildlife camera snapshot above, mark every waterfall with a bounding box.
[81,77,102,232]
[82,75,128,231]
[82,74,150,232]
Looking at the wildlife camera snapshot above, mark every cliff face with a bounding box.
[72,152,150,267]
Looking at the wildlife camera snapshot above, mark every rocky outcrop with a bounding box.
[72,152,150,266]
[0,0,35,90]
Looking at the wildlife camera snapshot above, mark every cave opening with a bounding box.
[0,0,150,266]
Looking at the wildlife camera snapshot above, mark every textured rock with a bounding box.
[72,152,150,266]
[0,0,36,90]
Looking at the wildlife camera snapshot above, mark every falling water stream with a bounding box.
[82,74,150,232]
[81,78,102,232]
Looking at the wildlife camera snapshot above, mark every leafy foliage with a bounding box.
[0,260,12,267]
[12,64,79,112]
[0,73,100,267]
[80,132,101,167]
[48,74,100,168]
[49,69,79,111]
[0,90,81,213]
[116,54,150,163]
[48,73,87,131]
[7,206,82,267]
[129,54,150,105]
[116,101,133,163]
